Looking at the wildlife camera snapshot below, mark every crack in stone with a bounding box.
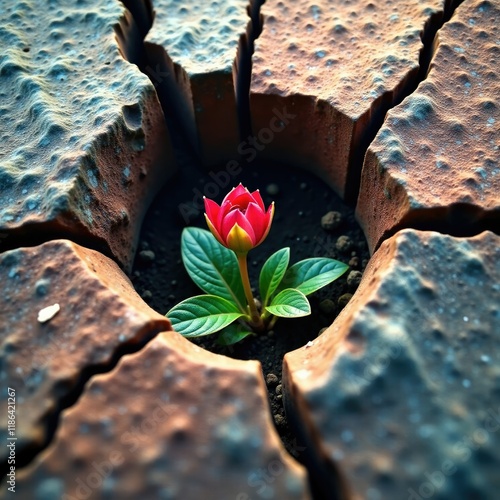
[2,329,165,478]
[347,0,466,205]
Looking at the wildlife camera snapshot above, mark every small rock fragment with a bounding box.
[347,270,363,290]
[138,250,156,264]
[37,304,61,323]
[336,235,353,252]
[319,299,336,315]
[274,414,286,427]
[338,293,353,309]
[321,211,342,231]
[348,256,360,268]
[266,373,279,386]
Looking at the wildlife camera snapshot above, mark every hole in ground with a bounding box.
[131,156,370,462]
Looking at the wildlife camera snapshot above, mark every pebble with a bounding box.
[266,373,279,386]
[336,235,353,252]
[138,250,155,264]
[266,183,280,196]
[300,182,308,190]
[274,414,286,427]
[347,270,363,290]
[142,290,153,301]
[338,293,353,309]
[319,299,336,315]
[321,211,342,231]
[37,303,60,323]
[275,384,282,395]
[349,256,360,268]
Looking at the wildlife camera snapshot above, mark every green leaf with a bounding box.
[279,258,349,296]
[259,247,290,307]
[166,295,244,337]
[181,227,246,311]
[265,288,311,318]
[217,323,254,346]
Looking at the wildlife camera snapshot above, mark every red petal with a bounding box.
[221,209,256,244]
[204,198,221,229]
[205,215,225,246]
[255,202,274,245]
[245,202,268,243]
[219,200,233,225]
[229,192,255,210]
[222,184,248,205]
[250,189,265,210]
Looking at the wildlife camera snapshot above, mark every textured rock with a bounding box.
[16,332,310,500]
[357,0,500,253]
[145,0,258,165]
[0,1,175,270]
[284,229,500,499]
[250,0,454,200]
[0,240,170,463]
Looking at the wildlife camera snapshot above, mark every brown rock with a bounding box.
[321,211,342,231]
[346,270,363,291]
[145,0,259,165]
[16,333,310,499]
[283,229,500,499]
[357,0,500,253]
[0,1,175,270]
[0,240,170,462]
[250,0,452,199]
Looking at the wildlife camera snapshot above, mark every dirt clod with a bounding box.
[321,210,342,231]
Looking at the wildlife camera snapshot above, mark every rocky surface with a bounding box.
[0,240,170,463]
[357,0,500,253]
[284,229,500,499]
[249,0,458,200]
[1,0,499,498]
[15,332,311,500]
[145,0,258,165]
[0,1,175,270]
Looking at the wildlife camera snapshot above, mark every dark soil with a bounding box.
[130,149,370,460]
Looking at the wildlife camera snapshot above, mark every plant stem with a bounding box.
[237,253,265,331]
[268,315,278,330]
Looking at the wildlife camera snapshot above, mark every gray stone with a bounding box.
[284,229,500,499]
[16,333,311,499]
[0,1,175,269]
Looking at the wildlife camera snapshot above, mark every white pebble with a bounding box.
[37,303,60,323]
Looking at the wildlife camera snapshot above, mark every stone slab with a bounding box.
[0,240,170,463]
[249,0,455,200]
[357,0,500,253]
[0,0,175,270]
[146,0,258,165]
[14,332,311,500]
[284,229,500,499]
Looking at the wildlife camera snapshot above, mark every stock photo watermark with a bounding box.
[178,106,296,223]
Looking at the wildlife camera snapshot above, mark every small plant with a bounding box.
[166,184,349,345]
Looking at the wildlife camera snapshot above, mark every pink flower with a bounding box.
[204,184,275,254]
